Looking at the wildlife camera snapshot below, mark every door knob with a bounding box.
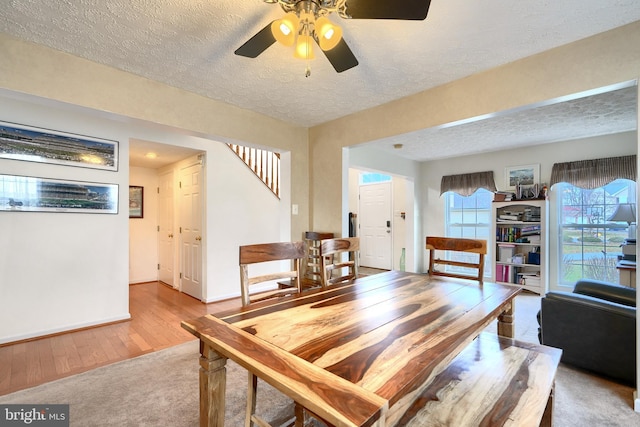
[196,236,202,241]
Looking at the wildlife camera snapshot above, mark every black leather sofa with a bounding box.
[538,279,636,385]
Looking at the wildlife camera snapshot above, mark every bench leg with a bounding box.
[539,383,555,427]
[497,301,515,338]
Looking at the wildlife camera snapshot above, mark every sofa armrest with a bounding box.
[574,279,636,307]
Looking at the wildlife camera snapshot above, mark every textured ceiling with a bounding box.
[373,83,638,161]
[0,0,638,163]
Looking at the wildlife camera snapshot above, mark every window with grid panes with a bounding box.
[557,179,636,286]
[444,189,492,278]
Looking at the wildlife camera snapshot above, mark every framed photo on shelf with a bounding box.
[129,186,143,218]
[505,164,540,191]
[0,120,118,171]
[0,174,118,214]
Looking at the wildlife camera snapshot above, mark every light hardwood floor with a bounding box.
[0,282,241,396]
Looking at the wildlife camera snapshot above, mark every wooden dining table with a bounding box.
[181,270,520,427]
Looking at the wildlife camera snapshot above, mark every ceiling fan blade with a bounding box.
[234,22,276,58]
[345,0,432,20]
[322,39,359,73]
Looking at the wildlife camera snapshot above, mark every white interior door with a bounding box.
[359,182,392,269]
[179,161,203,300]
[158,170,174,287]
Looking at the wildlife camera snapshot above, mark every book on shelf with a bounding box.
[493,191,515,202]
[499,214,521,221]
[496,264,515,283]
[520,225,541,234]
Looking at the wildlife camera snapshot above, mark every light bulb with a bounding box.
[314,16,342,51]
[279,23,291,36]
[294,34,315,59]
[271,12,298,47]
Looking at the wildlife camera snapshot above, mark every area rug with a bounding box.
[2,339,640,426]
[0,340,294,426]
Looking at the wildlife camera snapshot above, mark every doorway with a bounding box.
[129,139,205,300]
[349,168,415,272]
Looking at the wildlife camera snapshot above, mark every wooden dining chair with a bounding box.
[320,237,360,287]
[302,231,334,289]
[426,236,487,283]
[239,241,306,306]
[239,241,306,427]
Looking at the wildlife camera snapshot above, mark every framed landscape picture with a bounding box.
[0,120,118,171]
[505,164,540,190]
[0,174,118,214]
[129,186,143,218]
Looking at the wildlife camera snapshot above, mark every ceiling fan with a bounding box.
[235,0,432,75]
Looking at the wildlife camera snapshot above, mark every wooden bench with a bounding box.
[391,333,562,427]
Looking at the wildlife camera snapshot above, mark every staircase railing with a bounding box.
[227,144,280,199]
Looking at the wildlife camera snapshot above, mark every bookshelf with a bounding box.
[491,200,549,295]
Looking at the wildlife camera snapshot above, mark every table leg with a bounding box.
[199,341,228,427]
[497,301,515,338]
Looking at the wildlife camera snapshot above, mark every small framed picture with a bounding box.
[129,186,143,218]
[505,164,540,191]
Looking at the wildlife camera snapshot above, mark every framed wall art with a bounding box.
[504,164,540,191]
[0,174,118,214]
[129,186,144,218]
[0,120,118,171]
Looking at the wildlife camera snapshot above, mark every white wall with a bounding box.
[420,131,637,286]
[206,145,285,301]
[0,94,291,343]
[129,166,159,284]
[0,98,131,343]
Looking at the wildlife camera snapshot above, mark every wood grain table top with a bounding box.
[182,270,521,426]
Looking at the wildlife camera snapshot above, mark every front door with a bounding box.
[179,160,203,300]
[359,182,392,269]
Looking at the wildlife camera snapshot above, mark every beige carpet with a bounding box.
[2,293,640,426]
[0,340,294,426]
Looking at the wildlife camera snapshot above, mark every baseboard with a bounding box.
[203,283,275,303]
[634,391,640,412]
[0,313,131,345]
[204,291,241,304]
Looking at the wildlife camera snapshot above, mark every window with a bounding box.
[557,179,636,285]
[359,172,391,185]
[444,189,493,277]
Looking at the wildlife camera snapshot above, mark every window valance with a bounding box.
[550,155,636,189]
[440,171,497,197]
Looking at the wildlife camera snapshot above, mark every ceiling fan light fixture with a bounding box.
[294,34,315,59]
[315,16,342,51]
[271,12,298,46]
